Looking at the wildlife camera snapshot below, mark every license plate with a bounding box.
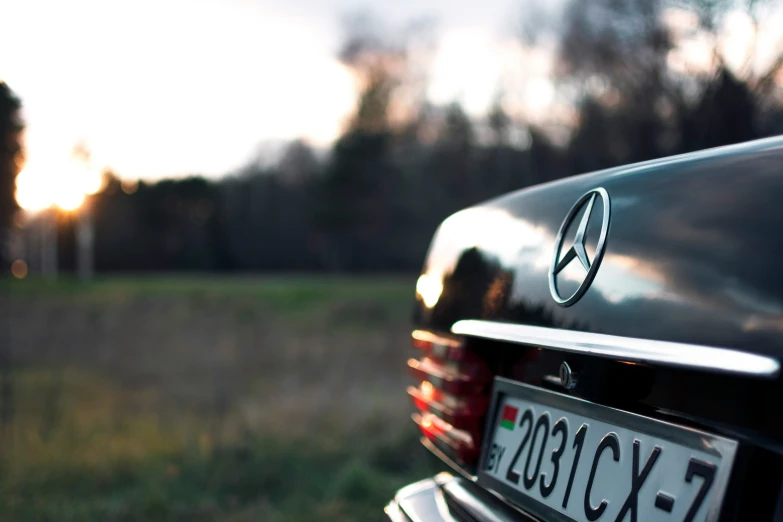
[478,378,737,522]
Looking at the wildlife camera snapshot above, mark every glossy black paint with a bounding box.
[414,136,783,359]
[409,137,783,520]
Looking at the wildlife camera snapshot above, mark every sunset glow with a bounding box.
[15,155,103,212]
[3,0,781,204]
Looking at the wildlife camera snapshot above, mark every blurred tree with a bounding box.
[0,81,21,453]
[680,68,760,150]
[339,12,435,131]
[314,12,432,271]
[558,0,672,94]
[488,99,512,147]
[340,13,406,133]
[34,4,783,276]
[527,128,566,185]
[678,0,783,92]
[0,81,24,271]
[316,131,396,271]
[543,0,782,171]
[673,0,783,141]
[555,0,675,168]
[88,175,230,272]
[429,102,478,209]
[277,140,320,187]
[442,103,476,150]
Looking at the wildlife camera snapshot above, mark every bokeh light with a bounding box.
[11,259,28,279]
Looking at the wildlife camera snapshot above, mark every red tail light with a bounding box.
[407,330,491,468]
[412,412,478,463]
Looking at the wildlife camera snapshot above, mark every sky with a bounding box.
[3,0,781,212]
[1,0,531,186]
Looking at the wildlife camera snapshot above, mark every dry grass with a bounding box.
[0,276,436,521]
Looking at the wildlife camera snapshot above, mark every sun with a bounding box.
[15,155,103,213]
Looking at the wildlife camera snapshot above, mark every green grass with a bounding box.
[7,275,417,325]
[0,276,438,521]
[7,275,414,303]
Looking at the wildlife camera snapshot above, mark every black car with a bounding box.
[386,137,783,522]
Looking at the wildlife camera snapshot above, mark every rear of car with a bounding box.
[387,137,783,522]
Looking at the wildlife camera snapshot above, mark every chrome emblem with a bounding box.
[559,361,578,389]
[549,188,611,306]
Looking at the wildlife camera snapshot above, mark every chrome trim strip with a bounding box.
[451,319,780,378]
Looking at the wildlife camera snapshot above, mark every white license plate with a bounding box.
[478,378,737,522]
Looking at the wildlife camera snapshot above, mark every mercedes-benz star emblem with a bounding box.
[548,188,611,307]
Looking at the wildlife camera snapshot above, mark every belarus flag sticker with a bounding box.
[500,405,518,430]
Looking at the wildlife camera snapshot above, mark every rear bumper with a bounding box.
[385,472,535,522]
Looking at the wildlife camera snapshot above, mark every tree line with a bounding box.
[3,0,783,274]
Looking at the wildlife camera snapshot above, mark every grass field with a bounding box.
[0,276,437,521]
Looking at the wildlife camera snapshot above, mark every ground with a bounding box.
[0,276,437,521]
